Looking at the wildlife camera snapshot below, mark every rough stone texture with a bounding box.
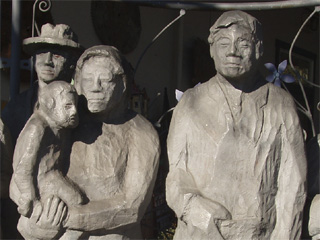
[0,119,13,239]
[307,134,320,240]
[63,46,160,239]
[166,10,306,240]
[309,194,320,240]
[9,81,82,239]
[0,119,13,199]
[0,119,21,240]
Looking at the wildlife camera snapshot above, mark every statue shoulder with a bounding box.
[174,80,212,117]
[19,113,47,140]
[131,114,158,137]
[267,83,296,108]
[129,113,160,150]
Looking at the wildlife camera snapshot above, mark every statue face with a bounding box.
[211,24,256,80]
[35,49,69,83]
[80,56,125,113]
[53,91,78,128]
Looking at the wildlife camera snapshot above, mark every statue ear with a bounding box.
[209,44,215,59]
[39,96,55,112]
[255,40,264,60]
[74,77,82,95]
[46,97,55,110]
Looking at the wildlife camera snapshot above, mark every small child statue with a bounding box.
[10,81,85,239]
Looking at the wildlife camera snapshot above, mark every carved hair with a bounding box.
[37,81,77,110]
[208,10,263,45]
[74,45,133,98]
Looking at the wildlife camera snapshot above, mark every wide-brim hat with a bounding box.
[23,23,83,55]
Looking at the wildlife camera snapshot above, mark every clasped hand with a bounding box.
[30,195,68,230]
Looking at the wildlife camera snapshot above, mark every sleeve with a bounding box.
[270,96,307,240]
[166,96,199,218]
[9,117,44,216]
[166,93,230,230]
[65,119,160,232]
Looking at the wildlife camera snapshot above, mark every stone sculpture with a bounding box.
[0,119,13,238]
[17,45,160,240]
[9,81,84,239]
[309,194,320,240]
[308,134,320,240]
[166,10,307,240]
[0,119,13,201]
[2,23,82,145]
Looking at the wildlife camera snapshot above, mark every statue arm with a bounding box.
[65,123,160,232]
[64,195,130,231]
[10,118,44,216]
[271,102,307,240]
[166,98,230,236]
[0,119,13,198]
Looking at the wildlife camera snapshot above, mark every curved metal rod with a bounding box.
[32,0,51,37]
[154,107,175,128]
[134,9,186,77]
[113,0,320,11]
[288,7,319,137]
[289,8,320,88]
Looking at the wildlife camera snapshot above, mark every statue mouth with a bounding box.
[68,116,78,125]
[88,98,105,101]
[88,99,106,105]
[40,68,54,75]
[87,94,106,102]
[225,63,241,68]
[225,61,240,66]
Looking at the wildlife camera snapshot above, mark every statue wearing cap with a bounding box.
[166,11,306,240]
[2,23,83,145]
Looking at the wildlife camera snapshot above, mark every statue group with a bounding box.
[1,10,317,240]
[4,24,160,240]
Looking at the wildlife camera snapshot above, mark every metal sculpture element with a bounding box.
[32,0,51,37]
[287,6,320,137]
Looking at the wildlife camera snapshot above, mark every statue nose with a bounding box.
[227,43,239,56]
[70,106,77,115]
[44,52,53,64]
[92,78,103,91]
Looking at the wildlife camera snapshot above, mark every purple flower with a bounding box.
[265,60,295,87]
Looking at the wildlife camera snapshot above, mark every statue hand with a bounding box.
[183,195,231,238]
[17,189,37,217]
[17,195,33,217]
[219,218,261,239]
[22,198,66,240]
[31,196,68,229]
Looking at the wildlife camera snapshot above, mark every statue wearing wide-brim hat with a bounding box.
[23,23,84,55]
[2,23,83,146]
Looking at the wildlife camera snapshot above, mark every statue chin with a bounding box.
[87,101,106,113]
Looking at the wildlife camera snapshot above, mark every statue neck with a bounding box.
[216,71,260,93]
[83,99,128,124]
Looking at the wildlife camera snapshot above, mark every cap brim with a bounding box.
[23,37,83,55]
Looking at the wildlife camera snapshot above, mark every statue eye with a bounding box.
[238,39,250,48]
[82,77,94,83]
[64,104,73,110]
[100,78,111,82]
[53,54,63,59]
[217,38,230,48]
